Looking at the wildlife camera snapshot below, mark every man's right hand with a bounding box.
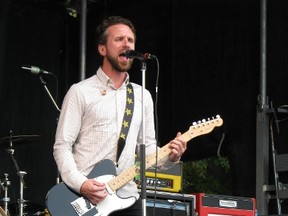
[80,179,108,205]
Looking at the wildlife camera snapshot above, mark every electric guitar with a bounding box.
[46,115,223,216]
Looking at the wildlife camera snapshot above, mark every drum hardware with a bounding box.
[17,171,27,216]
[7,133,26,216]
[0,131,40,216]
[8,201,46,216]
[0,134,41,148]
[0,173,11,215]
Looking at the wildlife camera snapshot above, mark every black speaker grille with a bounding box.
[146,190,195,216]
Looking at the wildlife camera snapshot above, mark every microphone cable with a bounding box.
[152,55,160,216]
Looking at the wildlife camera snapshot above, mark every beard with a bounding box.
[107,54,133,72]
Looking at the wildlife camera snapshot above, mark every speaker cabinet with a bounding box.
[193,193,256,216]
[146,190,196,216]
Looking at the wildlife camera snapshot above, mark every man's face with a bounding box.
[99,24,135,72]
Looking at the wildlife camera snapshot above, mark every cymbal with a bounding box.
[0,134,41,147]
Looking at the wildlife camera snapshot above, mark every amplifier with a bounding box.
[193,193,256,216]
[144,161,183,193]
[146,190,196,216]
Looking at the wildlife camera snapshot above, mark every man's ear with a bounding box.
[98,44,106,56]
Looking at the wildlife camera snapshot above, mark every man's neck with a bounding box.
[101,66,126,89]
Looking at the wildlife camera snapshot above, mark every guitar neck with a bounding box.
[107,116,223,192]
[145,130,193,168]
[107,130,192,191]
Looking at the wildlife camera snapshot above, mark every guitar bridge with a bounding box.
[71,197,94,216]
[71,200,85,216]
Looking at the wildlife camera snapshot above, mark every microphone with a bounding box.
[123,50,156,60]
[21,65,52,75]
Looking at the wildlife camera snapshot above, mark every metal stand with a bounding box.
[1,173,11,214]
[270,113,282,215]
[6,131,27,216]
[18,171,27,216]
[256,0,269,214]
[139,60,147,216]
[38,75,61,184]
[38,75,61,113]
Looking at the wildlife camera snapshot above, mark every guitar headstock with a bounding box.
[187,115,223,139]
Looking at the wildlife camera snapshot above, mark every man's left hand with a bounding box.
[168,132,187,162]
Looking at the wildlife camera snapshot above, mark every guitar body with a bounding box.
[46,159,137,216]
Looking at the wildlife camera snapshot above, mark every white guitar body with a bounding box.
[92,175,136,216]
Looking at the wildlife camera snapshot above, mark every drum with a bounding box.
[0,207,7,216]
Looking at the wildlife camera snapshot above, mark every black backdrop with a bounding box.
[1,0,288,213]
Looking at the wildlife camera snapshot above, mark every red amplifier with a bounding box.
[193,193,256,216]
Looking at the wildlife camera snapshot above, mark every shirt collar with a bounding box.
[97,67,130,88]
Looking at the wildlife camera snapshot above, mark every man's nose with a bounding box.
[122,38,130,46]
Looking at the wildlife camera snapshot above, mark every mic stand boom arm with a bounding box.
[38,75,61,113]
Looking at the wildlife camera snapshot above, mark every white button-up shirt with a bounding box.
[53,67,174,199]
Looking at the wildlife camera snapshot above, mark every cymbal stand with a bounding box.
[6,131,27,216]
[18,171,27,216]
[0,173,11,214]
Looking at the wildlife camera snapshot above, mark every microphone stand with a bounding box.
[38,75,61,114]
[38,75,61,184]
[139,60,147,216]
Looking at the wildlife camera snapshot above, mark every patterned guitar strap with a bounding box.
[116,83,134,166]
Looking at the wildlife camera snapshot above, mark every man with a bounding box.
[53,15,187,216]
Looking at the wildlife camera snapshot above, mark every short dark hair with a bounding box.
[95,16,137,46]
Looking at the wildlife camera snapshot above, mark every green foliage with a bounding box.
[182,157,232,195]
